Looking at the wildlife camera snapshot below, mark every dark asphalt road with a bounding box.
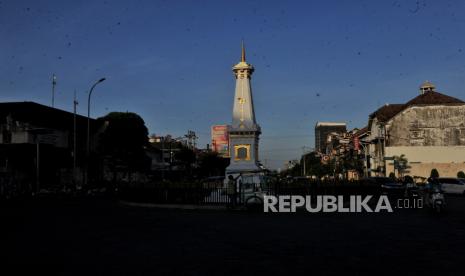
[1,196,465,275]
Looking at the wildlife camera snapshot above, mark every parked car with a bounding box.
[363,177,404,196]
[437,178,465,195]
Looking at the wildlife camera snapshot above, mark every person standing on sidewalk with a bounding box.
[227,175,239,209]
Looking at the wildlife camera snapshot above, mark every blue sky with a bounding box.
[2,0,465,170]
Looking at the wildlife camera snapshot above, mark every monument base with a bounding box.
[224,166,264,189]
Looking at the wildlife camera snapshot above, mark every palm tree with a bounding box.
[393,154,408,177]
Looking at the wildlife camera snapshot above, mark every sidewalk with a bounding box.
[119,200,230,210]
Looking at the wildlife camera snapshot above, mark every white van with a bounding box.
[438,178,465,195]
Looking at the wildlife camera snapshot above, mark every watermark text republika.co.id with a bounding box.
[263,195,423,213]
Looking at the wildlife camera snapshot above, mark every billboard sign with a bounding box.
[211,125,229,157]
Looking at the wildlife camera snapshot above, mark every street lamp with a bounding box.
[86,77,106,186]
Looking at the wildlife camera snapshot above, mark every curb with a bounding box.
[119,200,229,210]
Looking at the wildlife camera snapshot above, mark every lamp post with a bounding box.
[86,78,106,186]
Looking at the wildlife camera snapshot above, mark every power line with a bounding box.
[197,131,314,138]
[261,134,314,139]
[260,147,310,152]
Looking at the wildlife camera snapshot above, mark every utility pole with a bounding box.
[185,130,197,149]
[193,131,197,149]
[301,146,311,177]
[360,142,369,177]
[161,136,165,181]
[51,74,57,107]
[73,90,78,190]
[377,123,386,177]
[36,140,40,194]
[169,139,173,172]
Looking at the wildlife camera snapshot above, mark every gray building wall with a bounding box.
[386,105,465,147]
[368,104,465,177]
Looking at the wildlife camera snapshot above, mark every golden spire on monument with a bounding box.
[233,40,254,77]
[241,40,246,62]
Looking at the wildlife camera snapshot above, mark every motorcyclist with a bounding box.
[423,177,443,206]
[425,177,442,191]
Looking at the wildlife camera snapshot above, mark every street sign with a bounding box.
[354,136,360,151]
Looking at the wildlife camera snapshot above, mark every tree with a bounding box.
[340,155,364,179]
[196,152,229,178]
[302,152,330,178]
[457,171,465,178]
[174,146,196,171]
[289,162,302,177]
[280,160,302,177]
[393,154,408,177]
[430,168,439,178]
[98,112,150,174]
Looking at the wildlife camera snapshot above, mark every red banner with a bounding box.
[211,125,229,157]
[354,136,360,151]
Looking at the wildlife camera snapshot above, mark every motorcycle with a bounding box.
[427,188,445,214]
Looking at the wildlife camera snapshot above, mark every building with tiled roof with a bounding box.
[365,82,465,178]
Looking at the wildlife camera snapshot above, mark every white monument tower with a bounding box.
[225,43,263,178]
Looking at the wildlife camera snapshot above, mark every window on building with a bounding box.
[234,144,250,160]
[237,147,247,159]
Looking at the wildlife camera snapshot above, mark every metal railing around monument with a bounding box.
[118,179,395,206]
